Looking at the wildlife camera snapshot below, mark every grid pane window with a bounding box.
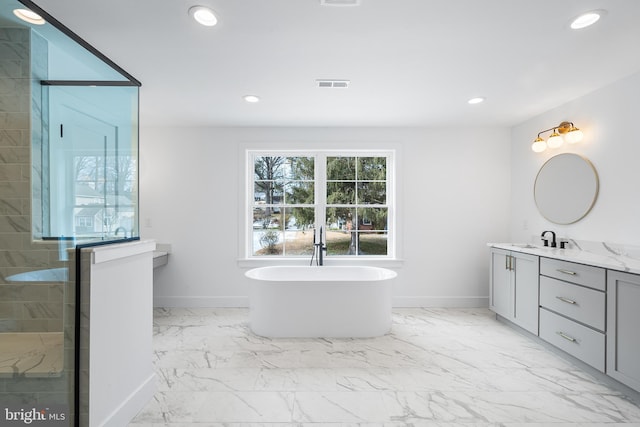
[252,156,315,256]
[325,156,388,256]
[249,152,391,258]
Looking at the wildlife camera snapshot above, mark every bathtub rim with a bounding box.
[4,267,69,283]
[245,265,397,282]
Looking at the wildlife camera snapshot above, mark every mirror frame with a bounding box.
[534,153,599,225]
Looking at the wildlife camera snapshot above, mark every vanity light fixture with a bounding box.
[13,8,45,25]
[531,121,583,153]
[188,6,218,27]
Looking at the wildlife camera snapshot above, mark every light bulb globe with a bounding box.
[547,133,564,148]
[531,138,547,153]
[565,128,584,144]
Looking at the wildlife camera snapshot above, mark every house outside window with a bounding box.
[248,150,394,259]
[75,216,94,228]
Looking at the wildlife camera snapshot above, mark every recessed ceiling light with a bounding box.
[13,8,45,25]
[570,10,605,30]
[244,95,260,103]
[468,97,485,105]
[188,6,218,27]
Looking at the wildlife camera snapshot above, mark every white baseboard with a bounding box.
[392,296,489,308]
[101,372,156,427]
[154,296,250,307]
[153,296,488,308]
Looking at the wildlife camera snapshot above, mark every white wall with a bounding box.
[140,127,511,307]
[510,71,640,246]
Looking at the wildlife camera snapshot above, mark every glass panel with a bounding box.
[285,181,314,204]
[326,207,356,255]
[252,207,281,230]
[0,0,140,421]
[254,229,283,255]
[252,156,315,257]
[0,1,129,81]
[254,181,284,205]
[327,182,356,204]
[357,207,388,230]
[283,229,314,255]
[283,208,314,255]
[358,231,389,255]
[286,156,314,180]
[285,207,315,231]
[358,157,387,180]
[254,156,287,181]
[326,207,356,231]
[40,85,139,240]
[252,207,268,229]
[325,208,388,256]
[327,156,356,180]
[253,208,283,255]
[326,230,356,255]
[357,182,386,204]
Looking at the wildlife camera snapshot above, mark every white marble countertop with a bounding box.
[488,242,640,275]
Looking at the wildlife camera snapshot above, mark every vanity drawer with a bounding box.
[539,308,605,371]
[540,257,606,291]
[540,276,605,331]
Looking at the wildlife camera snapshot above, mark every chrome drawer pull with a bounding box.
[555,296,577,305]
[557,269,577,275]
[556,331,577,342]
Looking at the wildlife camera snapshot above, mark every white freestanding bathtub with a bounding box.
[245,265,397,338]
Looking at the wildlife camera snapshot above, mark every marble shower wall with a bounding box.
[0,27,64,333]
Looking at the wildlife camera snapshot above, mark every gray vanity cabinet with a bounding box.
[607,270,640,391]
[538,258,606,372]
[489,244,640,393]
[490,248,511,319]
[490,248,539,335]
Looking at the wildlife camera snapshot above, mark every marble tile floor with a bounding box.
[129,308,640,426]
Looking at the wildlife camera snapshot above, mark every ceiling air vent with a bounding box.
[316,79,350,88]
[320,0,360,6]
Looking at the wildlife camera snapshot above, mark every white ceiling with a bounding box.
[29,0,640,128]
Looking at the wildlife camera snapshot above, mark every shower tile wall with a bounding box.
[0,283,63,332]
[0,28,30,270]
[0,27,63,333]
[0,27,72,408]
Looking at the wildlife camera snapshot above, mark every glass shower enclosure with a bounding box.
[0,1,140,425]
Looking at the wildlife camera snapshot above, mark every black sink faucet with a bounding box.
[541,230,557,248]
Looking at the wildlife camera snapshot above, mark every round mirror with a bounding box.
[534,153,599,224]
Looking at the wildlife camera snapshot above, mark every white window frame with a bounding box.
[244,149,396,262]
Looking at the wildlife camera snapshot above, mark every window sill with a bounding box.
[237,257,404,269]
